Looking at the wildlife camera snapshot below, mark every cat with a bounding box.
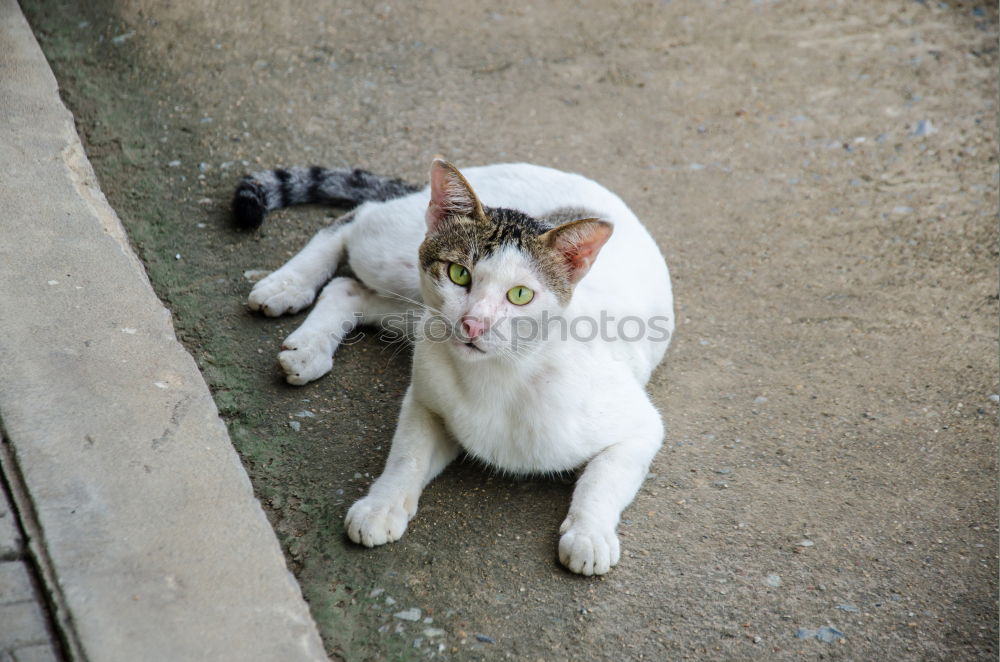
[232,160,674,575]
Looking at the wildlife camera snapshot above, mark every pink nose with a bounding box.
[462,316,486,339]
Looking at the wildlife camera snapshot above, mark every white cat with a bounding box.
[234,160,674,575]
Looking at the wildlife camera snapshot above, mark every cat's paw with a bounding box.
[558,515,621,576]
[248,271,316,316]
[345,493,416,547]
[278,331,333,385]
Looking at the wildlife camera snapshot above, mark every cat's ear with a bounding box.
[426,159,484,232]
[540,218,614,284]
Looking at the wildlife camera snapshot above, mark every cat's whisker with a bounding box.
[369,285,442,317]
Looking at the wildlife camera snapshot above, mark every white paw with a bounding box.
[248,271,315,317]
[558,515,621,576]
[278,331,333,385]
[345,493,416,547]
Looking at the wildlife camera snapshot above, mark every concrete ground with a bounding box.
[1,1,325,660]
[0,482,61,662]
[16,0,999,660]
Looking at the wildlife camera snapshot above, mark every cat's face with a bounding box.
[419,224,565,361]
[417,160,612,362]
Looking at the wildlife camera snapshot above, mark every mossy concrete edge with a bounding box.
[0,1,327,659]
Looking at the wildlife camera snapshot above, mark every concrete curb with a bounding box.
[0,2,327,660]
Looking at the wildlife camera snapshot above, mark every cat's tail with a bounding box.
[232,166,422,229]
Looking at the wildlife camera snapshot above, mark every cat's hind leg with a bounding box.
[278,277,410,384]
[248,213,352,316]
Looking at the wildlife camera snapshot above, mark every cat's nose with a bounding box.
[461,316,486,340]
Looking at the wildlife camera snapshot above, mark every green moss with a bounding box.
[19,2,414,657]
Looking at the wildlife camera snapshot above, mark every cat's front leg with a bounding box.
[345,389,459,547]
[559,401,664,576]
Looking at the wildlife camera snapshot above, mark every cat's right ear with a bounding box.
[426,159,484,233]
[540,218,614,285]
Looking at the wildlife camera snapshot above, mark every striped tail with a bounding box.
[232,166,422,229]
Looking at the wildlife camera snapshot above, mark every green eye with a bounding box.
[448,263,471,286]
[507,285,534,305]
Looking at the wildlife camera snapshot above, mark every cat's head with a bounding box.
[417,159,612,362]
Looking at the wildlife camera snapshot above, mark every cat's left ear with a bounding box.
[426,159,484,232]
[540,218,614,284]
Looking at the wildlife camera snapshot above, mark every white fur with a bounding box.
[250,163,673,575]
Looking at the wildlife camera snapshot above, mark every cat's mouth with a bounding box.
[463,341,486,354]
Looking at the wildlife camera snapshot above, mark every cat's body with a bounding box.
[235,161,673,575]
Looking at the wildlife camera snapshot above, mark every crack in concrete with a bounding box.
[151,393,195,450]
[0,433,81,662]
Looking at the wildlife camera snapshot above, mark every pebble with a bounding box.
[816,626,844,643]
[912,119,936,137]
[288,421,301,432]
[243,269,271,282]
[385,596,397,606]
[111,30,135,45]
[765,574,782,588]
[423,628,446,638]
[796,626,844,643]
[688,163,706,171]
[715,468,732,475]
[168,160,181,167]
[797,539,814,547]
[836,604,861,613]
[754,396,768,404]
[394,608,422,622]
[369,588,385,598]
[988,394,999,403]
[294,410,316,418]
[475,634,496,644]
